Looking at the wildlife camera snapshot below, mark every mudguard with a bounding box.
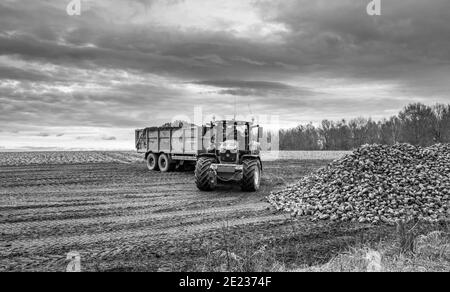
[197,153,217,160]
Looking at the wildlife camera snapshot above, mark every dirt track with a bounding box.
[0,159,391,271]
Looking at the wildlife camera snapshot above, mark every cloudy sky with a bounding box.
[0,0,449,150]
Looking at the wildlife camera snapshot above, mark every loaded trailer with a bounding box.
[136,120,264,191]
[135,123,209,172]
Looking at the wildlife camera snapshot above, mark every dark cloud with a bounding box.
[0,66,53,82]
[76,135,117,141]
[256,0,450,83]
[192,80,294,90]
[101,136,117,141]
[192,80,320,100]
[36,132,51,137]
[1,0,449,85]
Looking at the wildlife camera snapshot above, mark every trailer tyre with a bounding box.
[195,157,216,191]
[146,153,159,171]
[241,159,261,192]
[158,153,174,172]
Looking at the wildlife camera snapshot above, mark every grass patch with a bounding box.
[197,220,450,272]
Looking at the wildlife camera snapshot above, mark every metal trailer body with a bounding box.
[135,125,209,171]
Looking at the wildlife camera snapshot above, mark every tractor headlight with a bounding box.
[207,143,216,151]
[219,142,226,153]
[219,140,238,153]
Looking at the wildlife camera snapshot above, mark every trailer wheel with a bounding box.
[195,157,216,191]
[146,153,159,171]
[241,159,261,192]
[158,153,173,172]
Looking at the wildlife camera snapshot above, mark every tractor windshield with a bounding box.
[223,123,247,151]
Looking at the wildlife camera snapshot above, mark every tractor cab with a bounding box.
[206,120,262,158]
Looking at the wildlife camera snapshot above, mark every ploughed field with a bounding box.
[0,151,144,166]
[0,150,350,166]
[0,150,396,272]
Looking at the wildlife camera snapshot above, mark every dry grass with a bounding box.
[199,220,450,272]
[299,229,449,272]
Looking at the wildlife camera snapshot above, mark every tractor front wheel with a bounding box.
[241,159,261,192]
[195,157,217,191]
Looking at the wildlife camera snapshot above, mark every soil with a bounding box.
[0,159,394,271]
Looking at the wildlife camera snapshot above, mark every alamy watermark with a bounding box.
[66,0,81,16]
[66,251,81,272]
[366,0,381,16]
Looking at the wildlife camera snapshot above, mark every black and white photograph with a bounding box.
[0,0,449,276]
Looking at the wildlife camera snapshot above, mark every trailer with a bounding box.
[135,123,212,172]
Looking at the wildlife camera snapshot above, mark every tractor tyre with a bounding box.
[146,153,159,171]
[158,153,174,172]
[195,157,217,191]
[241,159,261,192]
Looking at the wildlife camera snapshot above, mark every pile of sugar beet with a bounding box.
[268,143,450,224]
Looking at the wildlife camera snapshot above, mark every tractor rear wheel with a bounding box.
[146,153,159,171]
[158,153,174,172]
[241,159,261,192]
[195,157,216,191]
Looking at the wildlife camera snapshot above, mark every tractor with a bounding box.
[195,120,263,192]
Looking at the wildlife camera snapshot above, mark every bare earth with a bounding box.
[0,151,390,272]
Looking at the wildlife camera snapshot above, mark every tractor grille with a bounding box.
[220,151,237,163]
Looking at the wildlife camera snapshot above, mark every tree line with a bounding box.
[279,103,450,150]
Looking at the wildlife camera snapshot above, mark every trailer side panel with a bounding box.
[135,126,204,156]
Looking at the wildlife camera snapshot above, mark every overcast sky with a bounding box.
[0,0,449,150]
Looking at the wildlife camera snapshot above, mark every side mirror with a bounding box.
[258,127,264,140]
